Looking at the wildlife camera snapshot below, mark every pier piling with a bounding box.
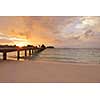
[29,49,31,55]
[17,50,20,60]
[25,49,27,56]
[3,51,7,60]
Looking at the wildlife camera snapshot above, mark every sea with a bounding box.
[0,48,100,64]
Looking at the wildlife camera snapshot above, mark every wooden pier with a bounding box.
[0,46,46,60]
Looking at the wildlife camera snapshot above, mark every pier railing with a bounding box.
[0,46,46,60]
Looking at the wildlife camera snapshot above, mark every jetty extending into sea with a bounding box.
[0,45,46,60]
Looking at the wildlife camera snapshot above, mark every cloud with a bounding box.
[0,16,100,47]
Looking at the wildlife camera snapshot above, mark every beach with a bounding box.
[0,60,100,83]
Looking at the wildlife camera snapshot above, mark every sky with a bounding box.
[0,16,100,48]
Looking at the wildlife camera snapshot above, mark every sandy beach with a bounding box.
[0,60,100,83]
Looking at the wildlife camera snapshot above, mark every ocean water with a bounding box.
[0,48,100,64]
[32,48,100,64]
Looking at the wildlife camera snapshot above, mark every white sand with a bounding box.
[0,60,100,82]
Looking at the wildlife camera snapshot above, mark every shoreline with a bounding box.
[1,58,100,65]
[0,60,100,83]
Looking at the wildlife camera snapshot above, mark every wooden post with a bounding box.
[38,48,40,52]
[25,49,27,56]
[32,49,34,54]
[35,49,37,53]
[3,51,7,60]
[29,49,31,55]
[17,50,20,60]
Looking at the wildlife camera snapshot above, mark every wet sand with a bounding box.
[0,60,100,82]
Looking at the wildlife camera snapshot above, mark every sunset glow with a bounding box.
[0,16,100,48]
[16,42,30,47]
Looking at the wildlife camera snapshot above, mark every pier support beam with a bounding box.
[25,49,27,56]
[29,50,31,55]
[3,51,7,60]
[17,50,20,60]
[32,49,34,54]
[35,49,37,53]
